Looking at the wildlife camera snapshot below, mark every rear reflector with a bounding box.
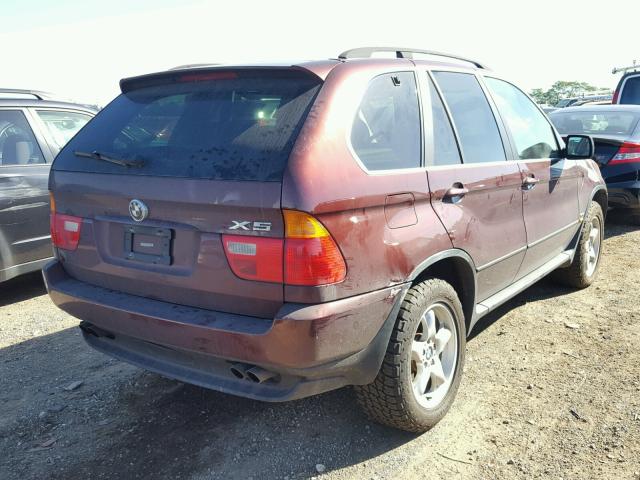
[610,142,640,164]
[222,235,283,283]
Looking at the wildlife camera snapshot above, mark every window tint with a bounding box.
[432,72,505,164]
[36,110,92,152]
[485,77,559,160]
[351,72,421,170]
[0,110,45,166]
[620,76,640,105]
[425,77,461,166]
[54,70,321,181]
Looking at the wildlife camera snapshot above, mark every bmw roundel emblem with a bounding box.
[129,199,148,222]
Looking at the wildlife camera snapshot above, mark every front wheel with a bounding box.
[552,201,604,288]
[355,278,466,432]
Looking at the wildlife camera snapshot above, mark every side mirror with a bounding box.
[565,135,594,160]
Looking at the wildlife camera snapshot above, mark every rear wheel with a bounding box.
[552,201,604,288]
[355,279,465,432]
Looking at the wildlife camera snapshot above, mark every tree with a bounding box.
[529,81,609,106]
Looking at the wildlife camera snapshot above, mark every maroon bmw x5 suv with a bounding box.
[44,48,607,432]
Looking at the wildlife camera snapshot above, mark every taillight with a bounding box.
[221,210,347,286]
[612,88,620,104]
[283,210,346,286]
[610,142,640,165]
[50,194,83,251]
[222,235,283,283]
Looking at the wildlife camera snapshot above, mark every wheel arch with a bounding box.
[591,186,608,220]
[408,249,477,335]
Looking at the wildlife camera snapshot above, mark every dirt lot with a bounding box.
[1,217,639,480]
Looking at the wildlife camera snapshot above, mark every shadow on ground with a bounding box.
[604,211,638,239]
[0,271,46,307]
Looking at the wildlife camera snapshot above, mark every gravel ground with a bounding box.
[1,217,639,480]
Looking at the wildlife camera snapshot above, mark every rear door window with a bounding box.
[53,70,322,181]
[0,110,46,166]
[351,72,421,171]
[620,76,640,104]
[432,72,506,164]
[36,110,93,153]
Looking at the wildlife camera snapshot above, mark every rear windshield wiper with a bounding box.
[74,150,145,168]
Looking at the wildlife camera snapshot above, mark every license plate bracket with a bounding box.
[124,225,172,265]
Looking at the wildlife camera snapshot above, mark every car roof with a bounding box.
[551,104,640,114]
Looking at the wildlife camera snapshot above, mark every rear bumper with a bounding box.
[43,261,407,401]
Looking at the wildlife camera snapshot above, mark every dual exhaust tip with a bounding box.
[230,363,277,384]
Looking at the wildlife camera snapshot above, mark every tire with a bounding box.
[355,278,466,432]
[552,201,604,288]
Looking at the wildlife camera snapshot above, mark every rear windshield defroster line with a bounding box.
[53,69,322,182]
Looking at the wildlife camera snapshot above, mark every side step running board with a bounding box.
[473,250,574,324]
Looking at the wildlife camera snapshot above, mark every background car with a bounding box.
[612,64,640,105]
[550,104,640,223]
[0,89,96,282]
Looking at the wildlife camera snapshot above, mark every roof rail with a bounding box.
[338,47,487,69]
[0,88,53,100]
[612,61,638,74]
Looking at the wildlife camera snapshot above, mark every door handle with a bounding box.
[443,183,469,203]
[522,176,540,190]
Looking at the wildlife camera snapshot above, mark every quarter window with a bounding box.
[351,72,421,171]
[432,71,506,164]
[484,77,559,159]
[0,110,45,166]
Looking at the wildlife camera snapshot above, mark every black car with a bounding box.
[0,89,96,282]
[550,105,640,224]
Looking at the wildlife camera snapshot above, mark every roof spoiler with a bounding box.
[119,66,322,94]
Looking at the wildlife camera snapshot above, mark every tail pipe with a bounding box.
[229,363,251,380]
[245,366,277,384]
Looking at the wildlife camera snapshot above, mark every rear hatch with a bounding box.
[50,68,322,318]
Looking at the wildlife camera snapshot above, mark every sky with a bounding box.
[2,0,638,106]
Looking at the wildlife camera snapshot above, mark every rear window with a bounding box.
[550,110,640,136]
[53,70,321,181]
[620,76,640,105]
